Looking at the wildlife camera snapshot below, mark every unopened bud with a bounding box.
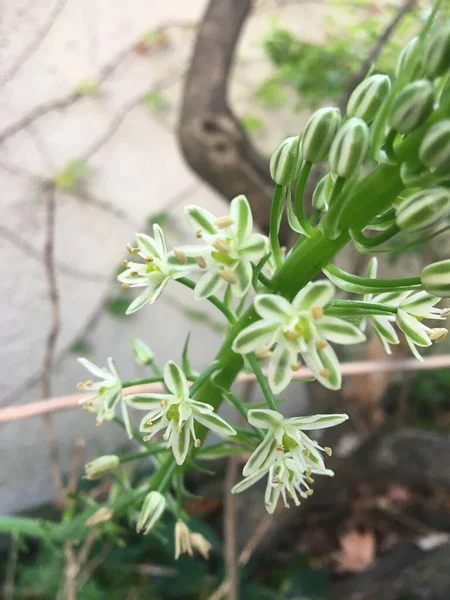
[395,37,423,79]
[419,120,450,176]
[136,491,166,535]
[429,328,448,343]
[395,187,450,232]
[424,22,450,79]
[421,259,450,298]
[85,455,120,480]
[190,533,212,560]
[312,173,335,212]
[132,338,154,365]
[328,118,369,178]
[347,74,391,123]
[389,80,434,134]
[400,161,427,186]
[301,107,342,163]
[85,507,113,527]
[175,519,193,560]
[269,135,302,185]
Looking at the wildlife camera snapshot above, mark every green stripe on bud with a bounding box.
[328,118,369,178]
[421,259,450,298]
[389,80,435,134]
[395,37,423,80]
[424,22,450,79]
[395,187,450,232]
[269,136,302,185]
[347,74,391,123]
[419,120,450,176]
[85,455,120,480]
[301,107,342,163]
[136,491,166,535]
[312,173,335,212]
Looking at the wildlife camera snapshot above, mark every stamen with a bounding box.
[163,432,169,440]
[316,339,327,349]
[76,382,84,389]
[312,306,324,320]
[126,244,140,254]
[161,399,168,408]
[306,476,314,484]
[145,419,152,427]
[306,489,314,496]
[121,283,130,290]
[130,270,138,276]
[174,248,187,264]
[286,330,300,341]
[195,229,203,239]
[429,328,448,343]
[176,425,182,433]
[213,238,231,254]
[195,256,207,269]
[219,266,236,284]
[276,444,285,452]
[214,216,234,229]
[320,368,331,379]
[195,439,201,448]
[324,446,333,457]
[122,259,129,267]
[96,422,103,428]
[144,256,153,262]
[271,478,281,484]
[303,448,310,457]
[84,380,93,387]
[256,345,272,358]
[290,362,300,371]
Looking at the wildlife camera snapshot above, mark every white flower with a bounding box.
[182,195,269,299]
[78,357,128,429]
[241,408,348,478]
[118,224,195,314]
[232,281,365,393]
[125,361,236,465]
[136,491,166,535]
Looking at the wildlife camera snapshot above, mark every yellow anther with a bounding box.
[219,266,236,284]
[306,469,312,477]
[213,238,231,254]
[276,444,285,452]
[96,422,103,428]
[195,439,201,448]
[316,339,327,350]
[280,246,287,254]
[272,478,281,485]
[86,401,93,407]
[290,362,301,372]
[440,308,450,318]
[145,419,152,427]
[144,255,153,262]
[306,476,314,484]
[320,368,331,379]
[312,306,324,320]
[303,448,310,457]
[130,270,138,276]
[122,259,129,267]
[176,425,183,433]
[324,446,333,457]
[84,380,93,387]
[174,248,187,264]
[256,345,272,358]
[286,330,300,341]
[163,432,169,440]
[214,216,234,229]
[121,283,130,290]
[195,256,207,269]
[306,489,314,496]
[160,399,168,408]
[429,328,448,343]
[76,382,84,389]
[143,435,151,442]
[126,244,140,254]
[195,229,203,239]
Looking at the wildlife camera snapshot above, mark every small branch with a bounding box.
[340,0,417,110]
[3,535,18,600]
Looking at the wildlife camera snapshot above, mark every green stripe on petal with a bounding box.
[185,205,217,235]
[400,291,441,318]
[78,358,110,380]
[194,270,223,300]
[153,224,167,259]
[136,233,161,260]
[293,281,334,311]
[268,344,297,394]
[316,316,366,345]
[287,413,348,430]
[371,316,399,345]
[233,260,252,297]
[172,422,191,465]
[231,195,252,244]
[265,480,281,514]
[303,344,341,390]
[239,233,269,261]
[125,393,171,410]
[254,294,293,323]
[232,321,278,355]
[247,409,284,429]
[396,309,431,347]
[164,361,189,398]
[242,435,279,476]
[232,469,267,494]
[192,410,236,437]
[125,279,168,314]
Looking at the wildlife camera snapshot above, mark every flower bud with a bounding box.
[136,491,166,535]
[269,136,302,186]
[175,519,193,559]
[395,37,423,79]
[132,338,154,365]
[389,80,434,134]
[399,162,428,186]
[395,187,450,232]
[84,455,120,480]
[301,107,341,163]
[347,74,391,123]
[424,22,450,79]
[312,173,335,211]
[328,118,369,178]
[419,120,450,176]
[421,259,450,298]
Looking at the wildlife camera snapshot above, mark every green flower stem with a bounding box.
[350,224,400,247]
[325,263,422,291]
[113,416,142,444]
[120,447,167,464]
[122,376,169,388]
[294,161,316,236]
[269,184,285,269]
[356,224,450,255]
[246,354,278,411]
[370,208,396,226]
[178,277,237,324]
[189,360,222,396]
[219,388,265,440]
[326,300,398,315]
[384,129,397,162]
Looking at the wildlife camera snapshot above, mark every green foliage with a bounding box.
[241,113,266,134]
[106,295,130,317]
[144,90,170,110]
[54,159,91,190]
[70,338,90,355]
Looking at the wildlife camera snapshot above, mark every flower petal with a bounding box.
[293,281,334,311]
[185,205,217,235]
[371,315,399,346]
[265,480,282,514]
[316,316,366,345]
[153,224,167,259]
[232,321,278,355]
[194,270,223,300]
[303,343,341,390]
[78,358,110,380]
[254,294,294,323]
[231,194,252,244]
[247,409,284,429]
[242,434,279,476]
[231,469,267,494]
[366,257,378,279]
[164,361,190,398]
[136,233,161,260]
[396,309,431,347]
[192,409,236,437]
[232,260,252,297]
[239,234,268,261]
[172,422,191,465]
[125,279,168,314]
[125,393,172,410]
[288,413,348,430]
[268,343,297,394]
[400,291,441,318]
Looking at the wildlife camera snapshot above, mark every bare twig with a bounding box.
[3,535,18,600]
[41,185,64,504]
[67,437,86,496]
[3,355,450,423]
[63,542,78,600]
[0,0,68,89]
[340,0,417,109]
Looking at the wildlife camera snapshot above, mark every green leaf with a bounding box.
[181,332,197,377]
[240,113,265,134]
[106,296,129,317]
[144,90,170,110]
[69,338,90,355]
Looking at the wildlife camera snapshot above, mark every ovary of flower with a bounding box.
[181,195,269,300]
[232,281,365,393]
[241,408,348,478]
[77,357,130,433]
[117,224,197,314]
[125,361,236,465]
